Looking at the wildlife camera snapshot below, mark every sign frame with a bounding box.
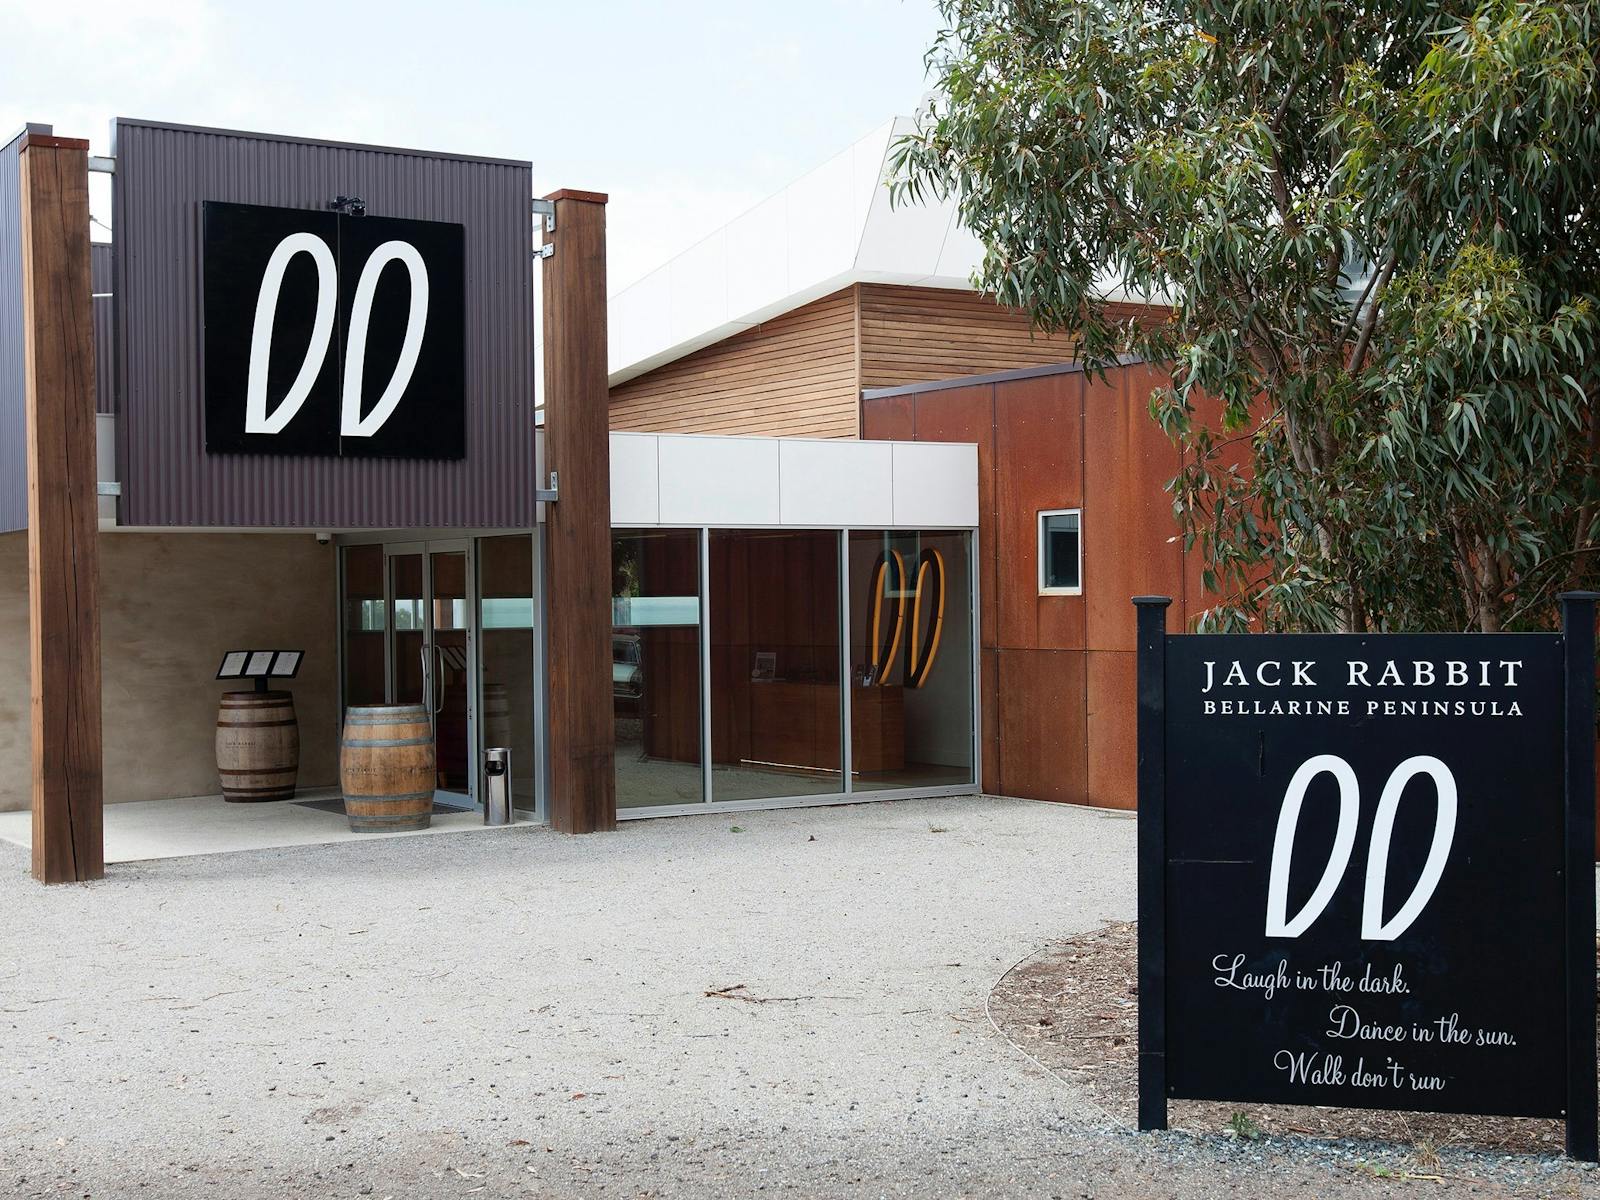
[1133,592,1599,1161]
[200,199,467,461]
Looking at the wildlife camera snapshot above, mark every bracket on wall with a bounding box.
[536,469,559,504]
[531,197,555,260]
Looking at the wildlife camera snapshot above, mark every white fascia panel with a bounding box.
[853,117,966,283]
[891,442,980,528]
[930,210,986,285]
[657,435,781,526]
[777,439,894,527]
[609,433,661,526]
[608,263,672,377]
[782,153,859,296]
[724,190,790,322]
[667,228,731,349]
[850,120,895,243]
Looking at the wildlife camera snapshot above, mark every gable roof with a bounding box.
[608,117,987,387]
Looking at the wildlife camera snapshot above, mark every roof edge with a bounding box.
[110,117,533,170]
[860,352,1151,399]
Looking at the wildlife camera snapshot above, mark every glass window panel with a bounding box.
[848,530,974,792]
[481,597,535,629]
[390,553,425,704]
[429,550,471,794]
[341,544,386,707]
[710,530,843,802]
[1041,511,1081,591]
[613,529,704,809]
[478,534,538,812]
[612,595,700,627]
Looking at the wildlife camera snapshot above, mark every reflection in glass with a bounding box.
[612,530,703,809]
[478,534,538,812]
[431,550,470,795]
[710,530,843,801]
[848,530,974,792]
[342,544,386,707]
[390,553,425,705]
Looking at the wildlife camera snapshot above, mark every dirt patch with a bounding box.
[987,921,1578,1160]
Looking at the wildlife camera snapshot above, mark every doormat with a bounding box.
[293,798,475,816]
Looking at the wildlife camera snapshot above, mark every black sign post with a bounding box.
[1135,593,1598,1160]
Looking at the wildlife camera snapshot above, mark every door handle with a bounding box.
[433,643,447,716]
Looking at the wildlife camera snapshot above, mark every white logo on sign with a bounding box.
[1265,755,1359,938]
[245,232,336,435]
[243,233,430,438]
[1265,753,1458,942]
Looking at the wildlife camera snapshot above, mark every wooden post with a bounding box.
[1559,591,1598,1161]
[20,134,102,882]
[540,189,615,833]
[1133,595,1171,1130]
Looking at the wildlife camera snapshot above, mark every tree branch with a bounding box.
[1344,253,1397,375]
[1335,254,1384,348]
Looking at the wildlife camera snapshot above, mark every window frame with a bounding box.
[1037,508,1083,596]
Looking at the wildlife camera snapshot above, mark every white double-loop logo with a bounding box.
[244,234,429,438]
[1265,753,1457,942]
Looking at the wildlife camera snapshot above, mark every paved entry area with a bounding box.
[0,790,498,863]
[0,798,1584,1198]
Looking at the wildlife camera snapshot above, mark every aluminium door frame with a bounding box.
[380,537,479,810]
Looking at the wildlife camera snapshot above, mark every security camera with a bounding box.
[314,531,332,545]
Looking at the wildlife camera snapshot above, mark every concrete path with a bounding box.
[0,797,1589,1197]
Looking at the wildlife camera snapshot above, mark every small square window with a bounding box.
[1039,510,1082,594]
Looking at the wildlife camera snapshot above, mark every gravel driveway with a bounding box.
[0,796,1592,1198]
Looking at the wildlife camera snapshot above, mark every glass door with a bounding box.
[376,540,478,811]
[428,544,473,804]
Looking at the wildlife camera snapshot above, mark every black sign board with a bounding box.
[1134,593,1598,1160]
[202,201,465,459]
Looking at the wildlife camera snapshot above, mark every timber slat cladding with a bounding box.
[609,290,859,438]
[858,284,1161,391]
[20,135,103,882]
[611,281,1165,439]
[858,284,1082,389]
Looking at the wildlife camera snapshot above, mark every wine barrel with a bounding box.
[340,705,436,832]
[215,691,300,802]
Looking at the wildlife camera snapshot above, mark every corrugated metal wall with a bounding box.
[91,242,113,416]
[112,119,537,528]
[0,126,47,534]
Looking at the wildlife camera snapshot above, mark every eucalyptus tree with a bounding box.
[893,0,1599,632]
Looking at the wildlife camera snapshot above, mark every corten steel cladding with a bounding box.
[340,705,435,832]
[1133,595,1599,1161]
[215,691,299,802]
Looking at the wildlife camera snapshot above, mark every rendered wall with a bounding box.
[0,531,339,810]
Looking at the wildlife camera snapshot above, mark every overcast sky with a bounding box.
[0,0,941,289]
